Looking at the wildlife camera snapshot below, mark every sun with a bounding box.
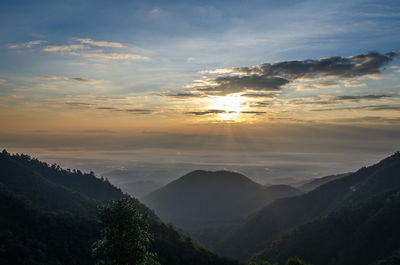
[208,94,245,120]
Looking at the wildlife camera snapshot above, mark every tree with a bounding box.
[249,257,311,265]
[92,198,159,265]
[285,257,311,265]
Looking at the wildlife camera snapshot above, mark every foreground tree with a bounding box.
[92,197,159,265]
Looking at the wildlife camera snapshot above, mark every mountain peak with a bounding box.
[180,170,254,184]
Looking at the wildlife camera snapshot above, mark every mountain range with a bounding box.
[214,152,400,264]
[2,149,400,265]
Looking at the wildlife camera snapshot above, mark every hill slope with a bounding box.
[215,152,400,260]
[142,170,302,247]
[0,150,239,265]
[256,188,400,265]
[298,173,351,192]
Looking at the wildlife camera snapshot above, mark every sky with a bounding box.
[1,0,400,186]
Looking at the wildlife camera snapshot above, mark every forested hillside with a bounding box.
[0,150,239,265]
[215,152,400,261]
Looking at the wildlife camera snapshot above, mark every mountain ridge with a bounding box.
[215,152,400,261]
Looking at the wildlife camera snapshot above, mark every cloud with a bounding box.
[186,109,235,115]
[42,44,86,52]
[95,106,153,114]
[313,104,400,112]
[66,102,97,106]
[196,75,289,95]
[42,42,149,61]
[69,50,150,60]
[41,75,69,81]
[240,111,266,114]
[288,94,394,106]
[9,40,46,49]
[96,106,117,110]
[123,108,153,114]
[151,8,160,14]
[241,92,276,98]
[41,75,103,84]
[334,95,392,101]
[342,80,367,87]
[181,52,397,96]
[163,92,208,98]
[259,52,396,79]
[72,38,124,48]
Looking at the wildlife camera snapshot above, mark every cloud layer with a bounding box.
[179,52,398,96]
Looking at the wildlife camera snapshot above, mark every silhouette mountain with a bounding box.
[215,152,400,261]
[298,172,351,192]
[142,170,302,247]
[0,150,238,265]
[257,187,400,265]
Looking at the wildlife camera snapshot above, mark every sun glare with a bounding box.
[208,94,245,121]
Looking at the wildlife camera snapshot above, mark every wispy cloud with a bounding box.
[68,50,150,60]
[186,109,235,115]
[72,38,125,48]
[313,104,400,112]
[41,75,103,84]
[66,102,97,106]
[42,44,87,52]
[41,39,149,61]
[163,91,209,98]
[68,103,155,115]
[151,7,160,14]
[241,92,276,98]
[334,95,392,101]
[9,40,46,49]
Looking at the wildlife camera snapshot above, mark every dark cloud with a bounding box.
[313,104,400,112]
[289,94,393,106]
[249,102,271,108]
[330,116,400,123]
[198,75,289,95]
[66,102,96,106]
[259,52,395,79]
[71,77,91,82]
[240,111,266,114]
[186,109,235,115]
[334,95,392,101]
[164,92,208,98]
[241,92,276,98]
[96,106,117,110]
[182,52,397,97]
[123,108,153,114]
[96,106,153,114]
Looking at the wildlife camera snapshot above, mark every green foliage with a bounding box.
[92,198,159,265]
[257,188,400,265]
[217,152,400,260]
[284,257,311,265]
[249,260,278,265]
[248,257,310,265]
[0,149,241,265]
